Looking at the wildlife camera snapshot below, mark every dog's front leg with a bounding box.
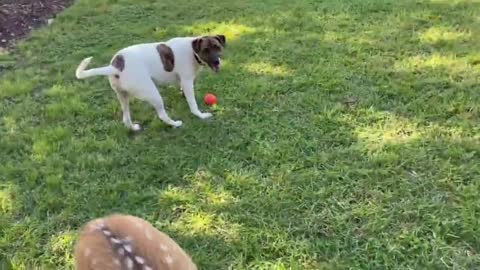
[181,79,212,119]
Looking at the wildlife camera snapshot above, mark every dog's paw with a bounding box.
[132,124,142,131]
[171,120,183,128]
[197,112,213,119]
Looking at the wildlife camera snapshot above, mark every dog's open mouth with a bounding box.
[211,59,221,72]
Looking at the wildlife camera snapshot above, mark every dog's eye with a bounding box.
[203,48,210,53]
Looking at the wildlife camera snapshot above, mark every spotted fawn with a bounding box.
[74,214,197,270]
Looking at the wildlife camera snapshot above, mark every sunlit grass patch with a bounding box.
[183,22,256,40]
[0,184,16,214]
[243,62,292,76]
[419,26,471,44]
[394,53,476,75]
[0,71,37,98]
[354,113,423,151]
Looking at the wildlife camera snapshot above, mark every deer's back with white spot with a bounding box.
[74,214,197,270]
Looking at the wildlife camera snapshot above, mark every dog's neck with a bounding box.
[193,53,206,66]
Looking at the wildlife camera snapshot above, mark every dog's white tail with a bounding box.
[75,57,118,79]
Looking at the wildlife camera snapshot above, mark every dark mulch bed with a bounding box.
[0,0,73,48]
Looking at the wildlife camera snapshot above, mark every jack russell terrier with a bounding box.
[75,35,226,130]
[74,214,197,270]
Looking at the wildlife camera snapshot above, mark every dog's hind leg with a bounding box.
[139,79,183,128]
[109,77,140,131]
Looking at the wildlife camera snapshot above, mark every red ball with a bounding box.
[204,93,217,106]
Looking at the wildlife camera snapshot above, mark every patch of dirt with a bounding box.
[0,0,73,49]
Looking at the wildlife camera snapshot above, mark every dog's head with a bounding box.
[192,35,226,72]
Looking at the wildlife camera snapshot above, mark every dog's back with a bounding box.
[74,214,197,270]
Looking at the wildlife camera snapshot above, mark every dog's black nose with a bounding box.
[213,59,220,66]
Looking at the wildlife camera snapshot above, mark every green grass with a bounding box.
[1,0,480,268]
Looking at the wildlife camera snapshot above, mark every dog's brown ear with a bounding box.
[157,44,175,72]
[214,35,226,47]
[192,38,203,53]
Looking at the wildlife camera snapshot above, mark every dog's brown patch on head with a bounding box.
[111,54,125,71]
[192,35,225,55]
[157,44,175,72]
[192,35,226,71]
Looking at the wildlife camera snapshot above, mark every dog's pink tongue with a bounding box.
[214,58,221,72]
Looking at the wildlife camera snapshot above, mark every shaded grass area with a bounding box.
[1,0,480,268]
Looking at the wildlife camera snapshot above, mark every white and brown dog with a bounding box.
[74,214,197,270]
[75,35,226,129]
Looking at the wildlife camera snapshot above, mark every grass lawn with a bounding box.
[1,0,480,268]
